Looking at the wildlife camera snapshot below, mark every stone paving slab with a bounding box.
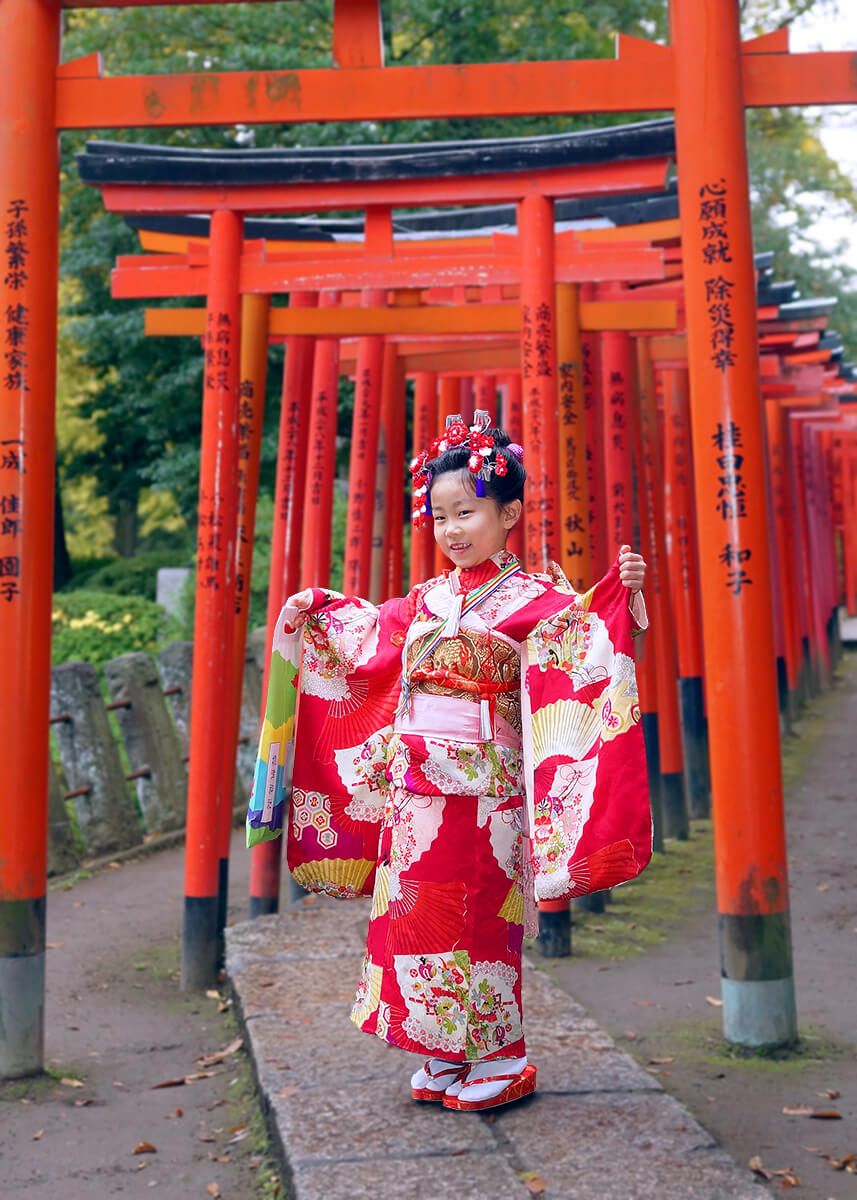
[226,898,759,1200]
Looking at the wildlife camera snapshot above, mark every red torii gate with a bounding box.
[110,202,681,939]
[2,0,857,1077]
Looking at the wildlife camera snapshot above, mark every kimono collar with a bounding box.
[454,548,519,593]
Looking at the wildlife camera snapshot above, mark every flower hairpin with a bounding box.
[410,411,520,526]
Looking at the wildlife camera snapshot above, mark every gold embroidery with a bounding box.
[407,628,522,732]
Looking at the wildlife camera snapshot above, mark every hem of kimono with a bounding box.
[349,1009,526,1064]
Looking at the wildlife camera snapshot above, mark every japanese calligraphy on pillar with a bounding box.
[711,419,753,595]
[4,199,30,396]
[234,380,255,615]
[698,180,736,373]
[279,362,304,528]
[607,365,628,549]
[309,389,329,511]
[521,302,555,553]
[670,408,692,592]
[198,310,233,591]
[346,365,372,584]
[0,198,32,603]
[558,357,584,559]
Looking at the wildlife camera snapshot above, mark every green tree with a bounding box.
[58,0,857,560]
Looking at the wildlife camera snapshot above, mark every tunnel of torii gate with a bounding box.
[4,0,857,1081]
[75,114,857,1028]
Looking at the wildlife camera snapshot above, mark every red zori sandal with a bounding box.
[444,1063,537,1112]
[410,1059,469,1103]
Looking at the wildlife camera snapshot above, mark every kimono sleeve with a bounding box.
[287,590,413,899]
[246,604,302,848]
[521,562,652,901]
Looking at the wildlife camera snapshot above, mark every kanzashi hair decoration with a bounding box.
[410,411,516,524]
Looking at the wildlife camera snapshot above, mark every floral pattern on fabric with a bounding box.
[531,758,599,893]
[383,788,447,875]
[251,553,650,1064]
[387,735,523,799]
[394,952,522,1060]
[351,954,384,1027]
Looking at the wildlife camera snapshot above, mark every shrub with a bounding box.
[52,590,181,668]
[79,550,191,600]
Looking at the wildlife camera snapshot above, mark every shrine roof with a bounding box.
[78,118,674,187]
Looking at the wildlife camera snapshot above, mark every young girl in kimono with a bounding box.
[249,413,649,1113]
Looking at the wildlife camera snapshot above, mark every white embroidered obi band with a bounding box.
[394,693,521,750]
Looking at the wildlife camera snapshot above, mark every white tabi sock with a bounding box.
[410,1057,462,1093]
[455,1055,528,1103]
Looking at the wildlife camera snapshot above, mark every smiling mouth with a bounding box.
[449,543,471,552]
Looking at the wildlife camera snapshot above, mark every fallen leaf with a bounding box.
[46,942,63,949]
[133,1141,157,1155]
[60,1077,84,1089]
[817,883,829,892]
[207,1185,221,1198]
[198,1134,216,1144]
[151,1078,187,1090]
[648,1057,674,1065]
[818,1089,841,1100]
[198,1037,242,1068]
[205,990,220,1000]
[248,1155,263,1170]
[621,1030,638,1040]
[830,1153,857,1172]
[32,1129,44,1141]
[112,1080,126,1088]
[228,1126,250,1145]
[518,1171,547,1196]
[136,1162,148,1171]
[183,1071,216,1083]
[673,979,693,986]
[783,1105,842,1119]
[705,996,723,1007]
[773,1167,801,1186]
[73,1098,93,1108]
[749,1155,773,1181]
[107,861,122,869]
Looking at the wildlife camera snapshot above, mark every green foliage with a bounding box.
[74,550,191,600]
[57,0,857,575]
[52,590,181,667]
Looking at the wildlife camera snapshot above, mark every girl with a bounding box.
[248,414,650,1113]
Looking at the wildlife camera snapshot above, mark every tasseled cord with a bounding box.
[443,575,463,639]
[479,698,493,740]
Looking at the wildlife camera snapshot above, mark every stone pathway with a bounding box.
[226,898,760,1200]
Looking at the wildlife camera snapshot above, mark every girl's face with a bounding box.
[430,471,522,570]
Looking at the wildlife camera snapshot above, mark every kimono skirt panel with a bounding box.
[351,629,527,1064]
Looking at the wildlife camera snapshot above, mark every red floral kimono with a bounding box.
[251,550,650,1064]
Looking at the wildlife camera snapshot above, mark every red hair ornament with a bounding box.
[410,411,517,526]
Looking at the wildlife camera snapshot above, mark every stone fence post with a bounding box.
[103,652,187,834]
[50,662,142,856]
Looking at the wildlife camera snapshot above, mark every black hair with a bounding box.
[427,427,526,507]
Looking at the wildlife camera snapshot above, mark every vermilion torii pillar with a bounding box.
[182,209,243,990]
[672,1,796,1045]
[0,0,60,1078]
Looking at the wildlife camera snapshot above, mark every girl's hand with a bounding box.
[284,588,315,630]
[618,545,646,593]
